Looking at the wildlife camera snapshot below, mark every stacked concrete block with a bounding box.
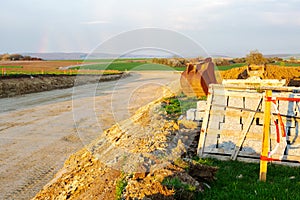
[197,101,207,111]
[198,84,300,162]
[212,94,227,107]
[244,97,261,110]
[208,115,223,130]
[186,108,197,121]
[186,101,207,121]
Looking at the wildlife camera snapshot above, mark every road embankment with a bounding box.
[0,73,129,98]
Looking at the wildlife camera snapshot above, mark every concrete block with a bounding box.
[278,100,290,116]
[195,111,204,121]
[225,113,241,124]
[209,119,221,130]
[249,125,263,134]
[197,101,207,111]
[212,95,227,106]
[245,97,261,110]
[220,123,242,131]
[228,97,244,108]
[186,108,197,120]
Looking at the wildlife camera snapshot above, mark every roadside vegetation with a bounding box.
[195,158,300,200]
[160,94,206,120]
[115,174,128,200]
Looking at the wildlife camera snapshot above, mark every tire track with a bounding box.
[1,137,82,200]
[4,164,57,200]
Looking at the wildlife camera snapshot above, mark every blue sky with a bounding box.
[1,0,300,56]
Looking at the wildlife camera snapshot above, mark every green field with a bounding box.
[74,62,186,71]
[273,62,300,67]
[215,63,246,71]
[74,61,249,72]
[54,58,152,63]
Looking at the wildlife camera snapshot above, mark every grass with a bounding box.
[161,94,206,120]
[74,62,185,71]
[195,158,300,200]
[115,175,128,200]
[53,58,151,62]
[162,177,197,192]
[273,62,300,67]
[215,63,246,71]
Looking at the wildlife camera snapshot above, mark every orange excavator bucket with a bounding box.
[180,57,217,97]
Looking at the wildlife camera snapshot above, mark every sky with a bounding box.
[1,0,300,57]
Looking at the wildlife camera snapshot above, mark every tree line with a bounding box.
[0,53,42,61]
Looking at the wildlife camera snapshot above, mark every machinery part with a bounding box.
[247,64,265,79]
[180,57,217,97]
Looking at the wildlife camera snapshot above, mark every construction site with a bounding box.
[27,58,300,199]
[2,57,300,199]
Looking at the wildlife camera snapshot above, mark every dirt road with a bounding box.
[0,71,181,200]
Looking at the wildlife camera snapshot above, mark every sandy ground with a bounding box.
[0,71,181,200]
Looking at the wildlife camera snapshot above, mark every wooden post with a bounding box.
[197,86,214,156]
[259,90,272,181]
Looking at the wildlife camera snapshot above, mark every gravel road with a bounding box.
[0,71,180,200]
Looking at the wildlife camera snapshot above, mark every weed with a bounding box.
[162,177,196,192]
[160,95,204,120]
[115,174,128,200]
[173,158,189,170]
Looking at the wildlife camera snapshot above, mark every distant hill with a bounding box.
[22,52,167,60]
[21,52,300,60]
[264,53,300,59]
[23,53,89,60]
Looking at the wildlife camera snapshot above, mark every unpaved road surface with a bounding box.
[0,71,180,200]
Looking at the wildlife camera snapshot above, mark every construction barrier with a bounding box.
[197,84,300,181]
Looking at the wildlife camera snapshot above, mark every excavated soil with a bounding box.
[33,92,217,200]
[220,65,300,86]
[0,73,128,98]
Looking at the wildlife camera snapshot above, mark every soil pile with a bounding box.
[33,92,217,200]
[0,73,127,98]
[220,65,300,86]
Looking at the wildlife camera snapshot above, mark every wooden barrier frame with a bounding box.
[197,84,300,181]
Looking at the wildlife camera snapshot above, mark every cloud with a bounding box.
[262,11,300,26]
[80,20,110,25]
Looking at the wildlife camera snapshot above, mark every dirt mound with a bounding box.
[220,65,300,86]
[33,93,217,200]
[0,73,128,98]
